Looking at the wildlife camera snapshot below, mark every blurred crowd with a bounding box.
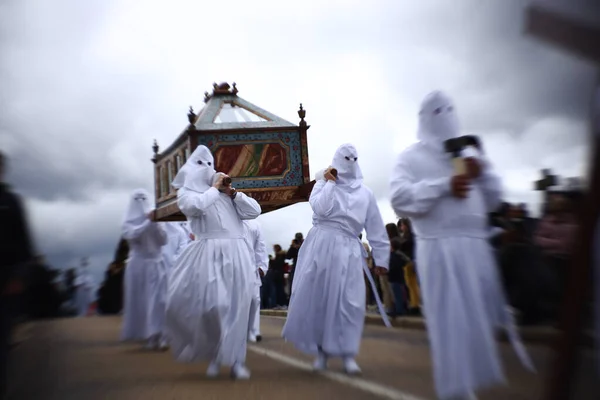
[492,185,585,326]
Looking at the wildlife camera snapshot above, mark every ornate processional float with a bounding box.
[151,82,315,220]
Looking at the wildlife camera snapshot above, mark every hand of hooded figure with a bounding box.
[213,173,236,197]
[223,185,237,198]
[324,167,337,182]
[451,174,471,199]
[464,157,481,179]
[212,173,225,189]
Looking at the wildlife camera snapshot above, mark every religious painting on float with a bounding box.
[200,132,304,189]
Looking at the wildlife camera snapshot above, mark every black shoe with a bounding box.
[256,335,262,342]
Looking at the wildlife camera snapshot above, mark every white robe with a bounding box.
[390,142,533,398]
[282,178,390,357]
[178,221,193,242]
[165,187,260,366]
[74,272,94,317]
[121,218,168,341]
[242,220,269,337]
[161,222,190,271]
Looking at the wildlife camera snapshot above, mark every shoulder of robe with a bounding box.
[359,184,375,198]
[392,143,428,172]
[397,142,424,159]
[176,187,188,198]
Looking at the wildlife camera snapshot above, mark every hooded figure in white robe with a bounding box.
[282,143,390,375]
[242,219,268,342]
[153,222,189,348]
[389,91,534,400]
[74,267,95,317]
[120,189,168,350]
[165,145,261,380]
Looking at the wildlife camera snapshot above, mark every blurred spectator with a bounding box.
[534,192,577,258]
[388,238,408,317]
[261,255,273,309]
[285,232,304,295]
[359,234,375,308]
[97,262,125,315]
[494,202,544,325]
[399,218,421,315]
[386,223,400,240]
[534,191,579,320]
[114,237,130,263]
[265,245,287,309]
[0,151,34,398]
[380,223,400,315]
[26,255,63,319]
[64,268,77,305]
[489,202,512,249]
[493,188,581,325]
[97,238,129,315]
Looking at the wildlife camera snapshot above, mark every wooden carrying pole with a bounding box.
[523,4,599,398]
[543,83,599,400]
[525,5,600,64]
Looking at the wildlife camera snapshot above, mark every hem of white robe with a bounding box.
[282,310,364,357]
[281,331,362,358]
[283,340,360,358]
[170,347,247,367]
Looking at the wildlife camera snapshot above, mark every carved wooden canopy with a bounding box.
[152,83,314,220]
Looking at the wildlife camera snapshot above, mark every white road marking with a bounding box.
[247,345,430,400]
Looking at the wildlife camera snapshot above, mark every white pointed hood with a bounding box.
[122,188,152,232]
[417,91,460,152]
[171,145,216,193]
[330,143,363,189]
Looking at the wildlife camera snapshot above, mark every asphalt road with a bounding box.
[6,316,597,400]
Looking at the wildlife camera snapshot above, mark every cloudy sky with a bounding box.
[1,0,598,285]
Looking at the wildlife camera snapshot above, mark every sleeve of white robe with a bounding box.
[309,180,336,217]
[177,187,221,217]
[232,192,262,220]
[389,154,451,218]
[475,157,503,213]
[253,226,269,274]
[122,219,153,240]
[364,191,391,270]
